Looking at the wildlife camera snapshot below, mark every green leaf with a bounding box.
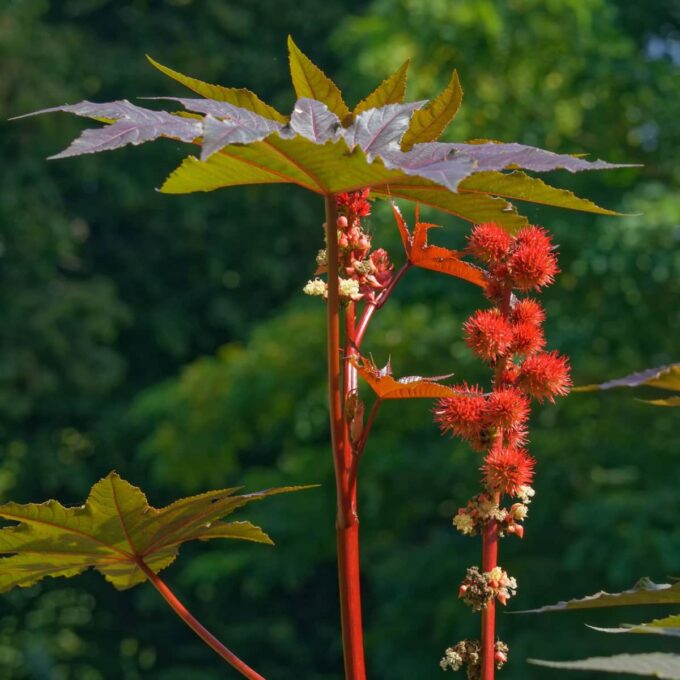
[521,578,680,613]
[287,36,351,123]
[400,69,463,150]
[353,60,410,117]
[590,613,680,637]
[0,471,309,592]
[373,184,529,231]
[458,171,621,215]
[642,397,680,407]
[529,654,680,679]
[146,55,287,123]
[576,364,680,406]
[161,136,408,195]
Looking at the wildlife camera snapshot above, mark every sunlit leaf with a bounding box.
[353,60,410,116]
[521,578,680,613]
[146,55,287,123]
[458,171,621,215]
[13,101,201,159]
[345,102,426,161]
[529,654,680,678]
[0,472,308,592]
[354,356,458,400]
[401,69,463,150]
[590,614,680,638]
[375,185,528,231]
[287,35,350,123]
[642,397,680,407]
[391,204,487,287]
[451,142,634,173]
[286,98,342,144]
[577,364,680,392]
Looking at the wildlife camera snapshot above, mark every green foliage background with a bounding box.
[1,0,678,678]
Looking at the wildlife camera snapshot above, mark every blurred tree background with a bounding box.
[1,0,678,678]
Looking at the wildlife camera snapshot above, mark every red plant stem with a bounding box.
[324,195,367,680]
[481,284,513,680]
[137,559,265,680]
[354,261,411,349]
[480,493,500,680]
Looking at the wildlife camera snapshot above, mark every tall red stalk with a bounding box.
[480,495,500,680]
[137,559,266,680]
[480,287,512,679]
[324,194,367,680]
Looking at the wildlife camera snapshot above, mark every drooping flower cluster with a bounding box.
[303,190,395,303]
[438,222,570,675]
[440,639,509,677]
[458,566,518,611]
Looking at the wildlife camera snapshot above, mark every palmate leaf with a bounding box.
[529,654,680,679]
[354,356,458,400]
[16,38,630,228]
[521,578,680,613]
[0,471,307,592]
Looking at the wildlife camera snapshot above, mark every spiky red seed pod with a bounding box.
[482,446,535,496]
[508,226,559,291]
[511,321,546,356]
[463,309,514,360]
[513,524,525,539]
[435,383,487,442]
[504,424,528,448]
[518,351,572,402]
[467,222,513,263]
[486,387,530,429]
[511,298,545,326]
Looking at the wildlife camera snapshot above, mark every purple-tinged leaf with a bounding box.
[344,101,426,161]
[519,578,680,613]
[143,96,280,125]
[201,114,282,161]
[451,142,636,173]
[529,654,680,678]
[287,98,341,144]
[382,142,474,191]
[575,364,680,393]
[13,100,202,159]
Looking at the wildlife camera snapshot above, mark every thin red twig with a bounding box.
[137,559,266,680]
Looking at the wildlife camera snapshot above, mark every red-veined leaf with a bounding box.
[391,203,487,287]
[0,472,310,592]
[287,36,350,123]
[401,69,463,150]
[12,101,201,159]
[146,55,287,123]
[353,60,410,116]
[354,356,458,400]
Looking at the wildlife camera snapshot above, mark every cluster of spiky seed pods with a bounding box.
[436,222,571,677]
